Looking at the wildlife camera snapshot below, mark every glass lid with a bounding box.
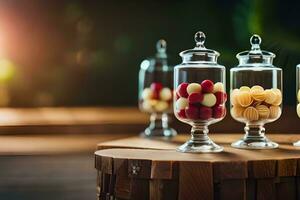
[236,34,275,65]
[180,31,220,63]
[155,39,167,59]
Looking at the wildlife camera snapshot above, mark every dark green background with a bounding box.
[0,0,299,106]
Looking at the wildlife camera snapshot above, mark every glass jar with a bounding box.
[230,34,282,149]
[138,39,177,138]
[174,31,227,153]
[293,64,300,146]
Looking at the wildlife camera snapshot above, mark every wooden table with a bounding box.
[95,134,300,200]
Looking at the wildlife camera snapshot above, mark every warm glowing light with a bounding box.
[0,59,15,82]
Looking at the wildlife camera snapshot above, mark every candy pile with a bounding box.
[140,82,172,113]
[175,80,227,120]
[231,86,282,122]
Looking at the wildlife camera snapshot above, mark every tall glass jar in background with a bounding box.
[230,35,283,149]
[174,31,227,153]
[138,40,177,138]
[293,65,300,146]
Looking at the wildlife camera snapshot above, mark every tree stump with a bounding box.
[95,134,300,200]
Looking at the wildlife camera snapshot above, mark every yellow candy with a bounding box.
[230,89,239,106]
[256,104,270,119]
[250,89,266,102]
[269,105,281,119]
[239,86,250,92]
[141,88,153,100]
[297,103,300,118]
[237,91,253,107]
[154,101,169,112]
[264,89,277,105]
[271,88,282,106]
[297,90,300,103]
[201,93,217,107]
[176,97,188,110]
[231,106,245,118]
[251,85,264,92]
[243,106,259,121]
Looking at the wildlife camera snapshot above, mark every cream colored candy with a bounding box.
[176,97,188,110]
[239,86,250,92]
[297,103,300,118]
[230,89,239,106]
[201,93,217,107]
[141,88,153,100]
[243,106,259,121]
[269,105,281,119]
[187,83,201,95]
[159,88,172,101]
[154,101,169,112]
[213,82,224,93]
[237,91,253,107]
[231,106,245,118]
[271,88,282,106]
[264,89,277,105]
[256,104,270,119]
[297,90,300,103]
[142,99,157,112]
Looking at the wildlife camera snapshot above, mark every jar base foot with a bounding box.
[140,127,177,138]
[231,137,278,149]
[293,141,300,146]
[177,138,223,153]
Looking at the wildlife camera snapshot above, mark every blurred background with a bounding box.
[0,0,299,107]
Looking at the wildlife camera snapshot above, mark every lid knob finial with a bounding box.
[250,34,262,51]
[156,39,167,53]
[195,31,206,48]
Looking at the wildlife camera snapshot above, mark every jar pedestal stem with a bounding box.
[231,124,278,149]
[141,113,177,138]
[177,124,223,153]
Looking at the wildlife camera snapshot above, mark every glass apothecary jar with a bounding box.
[138,40,177,138]
[174,31,227,153]
[293,64,300,146]
[230,35,282,149]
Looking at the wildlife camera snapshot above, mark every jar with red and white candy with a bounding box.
[138,39,177,138]
[174,31,226,153]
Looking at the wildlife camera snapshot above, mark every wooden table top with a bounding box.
[96,134,300,162]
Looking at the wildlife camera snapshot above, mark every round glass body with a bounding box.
[174,31,227,153]
[138,40,177,138]
[293,65,300,146]
[230,35,282,149]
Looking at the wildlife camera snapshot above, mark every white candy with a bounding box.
[160,88,172,101]
[176,97,188,111]
[142,88,153,100]
[187,83,201,95]
[213,82,224,93]
[297,103,300,118]
[155,101,169,112]
[201,93,217,107]
[297,90,300,103]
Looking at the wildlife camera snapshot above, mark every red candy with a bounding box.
[185,105,199,119]
[199,106,212,120]
[201,80,214,93]
[214,91,227,105]
[177,82,189,98]
[213,105,226,118]
[177,109,186,118]
[150,82,163,92]
[188,92,204,104]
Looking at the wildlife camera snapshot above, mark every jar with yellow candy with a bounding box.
[230,34,283,149]
[294,64,300,146]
